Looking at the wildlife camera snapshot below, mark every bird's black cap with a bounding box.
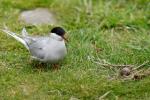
[51,27,65,37]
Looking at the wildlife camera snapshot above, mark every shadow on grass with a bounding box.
[29,60,62,72]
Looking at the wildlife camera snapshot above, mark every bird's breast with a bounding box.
[43,41,67,62]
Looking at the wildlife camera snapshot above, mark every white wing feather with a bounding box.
[1,29,29,50]
[22,27,28,37]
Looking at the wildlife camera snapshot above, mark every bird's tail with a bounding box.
[1,28,29,50]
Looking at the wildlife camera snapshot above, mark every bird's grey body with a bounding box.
[2,28,67,63]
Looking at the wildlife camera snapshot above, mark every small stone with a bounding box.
[120,67,131,76]
[19,8,57,25]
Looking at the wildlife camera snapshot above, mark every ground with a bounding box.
[0,0,150,99]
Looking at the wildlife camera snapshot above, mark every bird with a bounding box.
[1,27,67,64]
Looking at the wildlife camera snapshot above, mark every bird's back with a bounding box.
[28,36,67,62]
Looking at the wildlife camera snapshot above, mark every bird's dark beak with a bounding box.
[62,35,68,42]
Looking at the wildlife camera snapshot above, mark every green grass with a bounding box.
[0,0,150,99]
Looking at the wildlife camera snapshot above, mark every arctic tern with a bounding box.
[1,27,67,63]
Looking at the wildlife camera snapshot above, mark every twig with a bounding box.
[91,56,149,70]
[88,56,134,68]
[99,91,111,100]
[133,61,149,71]
[94,61,134,68]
